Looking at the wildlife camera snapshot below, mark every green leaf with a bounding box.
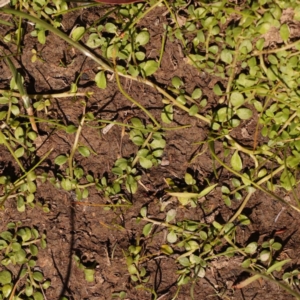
[260,250,270,262]
[14,249,27,264]
[25,284,33,296]
[71,26,85,41]
[239,39,252,54]
[33,291,44,300]
[126,176,138,194]
[216,107,233,122]
[0,271,11,285]
[176,95,186,104]
[70,82,78,93]
[14,147,24,158]
[167,231,177,243]
[0,111,7,120]
[84,269,95,282]
[139,156,153,169]
[190,254,201,264]
[26,194,34,203]
[238,214,251,225]
[0,240,8,250]
[280,169,295,191]
[223,195,231,206]
[236,108,253,120]
[27,181,36,194]
[213,83,223,96]
[140,60,158,76]
[105,22,117,33]
[151,137,166,149]
[131,117,144,128]
[230,92,244,107]
[2,284,12,298]
[244,242,257,254]
[31,228,39,239]
[0,231,12,241]
[142,223,153,236]
[140,206,147,217]
[188,104,199,116]
[37,29,46,44]
[221,185,230,194]
[257,22,271,34]
[135,31,150,46]
[231,151,243,171]
[0,97,10,104]
[33,271,44,282]
[17,196,25,212]
[266,259,290,274]
[220,49,233,64]
[166,209,176,223]
[18,227,31,241]
[199,231,207,240]
[41,236,47,249]
[42,280,51,289]
[61,178,72,191]
[171,76,183,88]
[271,242,282,251]
[184,173,195,185]
[280,24,290,42]
[78,146,90,157]
[55,155,68,165]
[65,125,77,133]
[30,244,38,256]
[178,257,190,267]
[192,88,202,99]
[161,104,173,124]
[160,244,173,255]
[135,51,145,61]
[11,105,19,116]
[256,38,265,50]
[95,71,107,89]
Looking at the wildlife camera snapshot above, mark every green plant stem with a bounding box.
[114,63,160,128]
[132,132,153,167]
[14,148,53,186]
[26,263,39,288]
[53,2,103,16]
[230,163,285,196]
[158,27,167,68]
[127,0,162,30]
[253,40,300,56]
[208,141,300,213]
[8,276,22,300]
[225,42,240,104]
[277,111,298,136]
[142,216,208,237]
[74,202,131,207]
[0,130,25,173]
[0,89,89,99]
[69,107,86,180]
[87,119,190,132]
[243,269,300,299]
[0,148,53,206]
[224,235,247,256]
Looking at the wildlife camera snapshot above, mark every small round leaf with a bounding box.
[54,155,68,166]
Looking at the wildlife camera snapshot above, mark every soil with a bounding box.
[0,3,300,300]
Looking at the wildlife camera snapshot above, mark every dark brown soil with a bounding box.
[0,3,300,300]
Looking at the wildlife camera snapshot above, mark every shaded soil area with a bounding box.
[0,3,300,300]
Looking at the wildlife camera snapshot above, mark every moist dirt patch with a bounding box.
[0,3,300,300]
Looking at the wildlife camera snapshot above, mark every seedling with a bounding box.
[73,255,97,283]
[0,222,48,299]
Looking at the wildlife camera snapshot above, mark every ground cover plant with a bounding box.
[1,0,300,299]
